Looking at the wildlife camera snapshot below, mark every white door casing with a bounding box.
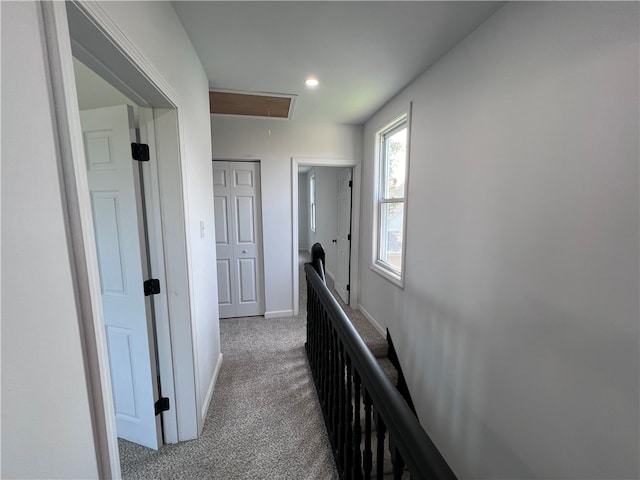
[291,157,360,317]
[335,168,352,304]
[81,105,162,449]
[213,161,265,318]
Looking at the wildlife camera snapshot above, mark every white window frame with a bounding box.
[310,171,316,232]
[372,107,411,287]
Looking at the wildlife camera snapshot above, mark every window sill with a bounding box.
[371,262,404,288]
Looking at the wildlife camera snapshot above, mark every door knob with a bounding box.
[242,249,248,254]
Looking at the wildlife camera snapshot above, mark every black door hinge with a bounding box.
[131,143,150,162]
[346,284,350,291]
[144,279,161,296]
[347,234,351,241]
[154,397,170,416]
[348,180,353,187]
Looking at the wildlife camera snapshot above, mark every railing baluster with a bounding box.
[344,355,353,479]
[363,390,373,480]
[318,310,323,396]
[331,332,340,450]
[376,413,386,480]
[326,324,333,439]
[353,370,362,480]
[320,311,329,411]
[392,448,405,480]
[304,253,458,480]
[325,318,331,412]
[309,287,316,376]
[324,316,332,431]
[308,288,313,372]
[305,282,310,349]
[338,341,346,471]
[317,300,322,380]
[315,296,320,383]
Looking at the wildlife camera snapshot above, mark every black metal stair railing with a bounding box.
[305,244,457,480]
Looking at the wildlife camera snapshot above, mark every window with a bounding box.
[310,172,316,232]
[373,114,409,285]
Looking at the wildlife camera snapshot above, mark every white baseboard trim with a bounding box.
[264,310,294,319]
[201,353,223,422]
[358,304,386,337]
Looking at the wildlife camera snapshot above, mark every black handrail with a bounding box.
[305,243,457,480]
[310,242,326,283]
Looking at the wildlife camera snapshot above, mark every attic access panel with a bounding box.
[209,91,295,119]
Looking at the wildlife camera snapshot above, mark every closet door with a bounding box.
[213,162,235,318]
[213,161,265,318]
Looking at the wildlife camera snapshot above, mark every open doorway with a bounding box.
[72,57,169,452]
[299,166,352,303]
[291,158,361,316]
[56,2,196,475]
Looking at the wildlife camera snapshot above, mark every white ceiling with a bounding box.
[173,1,505,125]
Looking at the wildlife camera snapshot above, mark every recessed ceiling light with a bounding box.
[305,78,319,88]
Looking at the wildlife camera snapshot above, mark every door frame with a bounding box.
[291,157,361,316]
[41,2,196,477]
[81,104,163,449]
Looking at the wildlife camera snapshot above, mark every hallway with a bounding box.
[119,254,338,479]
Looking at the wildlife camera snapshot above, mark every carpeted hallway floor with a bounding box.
[119,253,339,479]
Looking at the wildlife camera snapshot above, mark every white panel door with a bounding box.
[213,163,236,318]
[335,168,352,304]
[213,161,264,318]
[81,105,162,449]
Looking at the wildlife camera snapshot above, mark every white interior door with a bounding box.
[81,105,162,449]
[335,168,352,304]
[213,161,265,318]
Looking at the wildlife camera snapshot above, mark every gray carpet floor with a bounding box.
[119,254,339,479]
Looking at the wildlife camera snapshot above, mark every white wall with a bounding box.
[307,167,339,279]
[94,1,221,432]
[298,172,309,251]
[211,117,362,316]
[359,2,639,478]
[1,2,99,477]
